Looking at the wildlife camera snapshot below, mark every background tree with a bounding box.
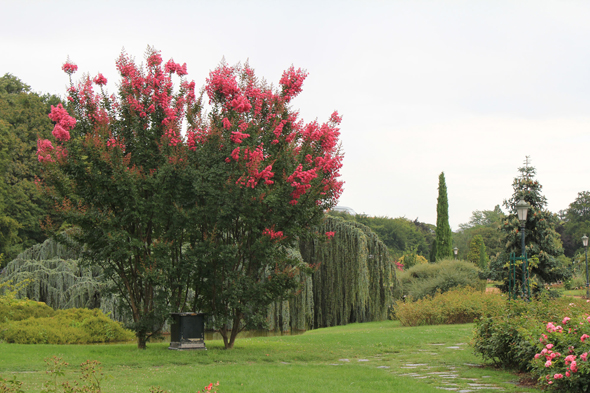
[466,234,488,269]
[0,74,60,264]
[562,191,590,257]
[327,211,434,260]
[494,157,567,286]
[453,206,505,261]
[435,172,452,260]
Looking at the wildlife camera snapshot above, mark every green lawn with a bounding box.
[0,321,541,393]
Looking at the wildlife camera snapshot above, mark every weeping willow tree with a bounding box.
[299,216,395,328]
[0,236,126,320]
[266,247,314,332]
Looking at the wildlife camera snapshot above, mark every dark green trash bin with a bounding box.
[168,312,206,350]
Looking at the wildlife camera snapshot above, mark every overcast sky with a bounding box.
[2,1,589,229]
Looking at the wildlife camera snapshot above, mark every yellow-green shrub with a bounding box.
[394,286,505,326]
[0,299,134,344]
[0,297,55,322]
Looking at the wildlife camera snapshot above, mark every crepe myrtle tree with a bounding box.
[38,48,343,349]
[186,62,343,349]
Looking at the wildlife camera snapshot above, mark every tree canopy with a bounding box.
[0,74,61,264]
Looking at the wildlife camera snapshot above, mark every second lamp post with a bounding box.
[583,234,589,299]
[516,199,530,300]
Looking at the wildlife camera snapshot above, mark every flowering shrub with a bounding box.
[530,315,590,391]
[473,296,590,374]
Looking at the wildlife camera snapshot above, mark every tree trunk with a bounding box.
[137,332,148,349]
[219,310,243,349]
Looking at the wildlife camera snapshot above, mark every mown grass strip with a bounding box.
[0,321,541,393]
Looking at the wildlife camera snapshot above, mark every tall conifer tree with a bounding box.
[498,157,565,283]
[435,172,453,260]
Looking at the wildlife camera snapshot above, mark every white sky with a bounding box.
[2,1,589,230]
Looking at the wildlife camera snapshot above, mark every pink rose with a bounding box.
[545,360,552,367]
[554,374,563,379]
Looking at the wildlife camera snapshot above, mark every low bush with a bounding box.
[0,297,55,322]
[394,287,505,326]
[473,296,590,374]
[398,259,486,300]
[529,315,590,392]
[0,298,134,344]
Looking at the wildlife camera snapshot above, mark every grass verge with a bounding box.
[0,321,541,393]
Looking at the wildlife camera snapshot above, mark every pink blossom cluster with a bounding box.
[325,231,335,239]
[546,322,564,333]
[164,59,188,76]
[232,145,275,188]
[263,227,285,241]
[230,131,250,144]
[36,139,54,163]
[93,73,108,86]
[38,103,77,162]
[62,61,78,75]
[279,66,308,102]
[286,165,318,205]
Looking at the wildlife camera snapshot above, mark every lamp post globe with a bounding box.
[453,247,458,260]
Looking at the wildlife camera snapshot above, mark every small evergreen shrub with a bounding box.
[394,287,505,326]
[398,259,485,300]
[0,298,134,344]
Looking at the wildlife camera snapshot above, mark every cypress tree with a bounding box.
[435,172,453,260]
[467,234,488,268]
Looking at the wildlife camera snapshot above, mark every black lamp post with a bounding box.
[516,199,529,299]
[453,247,458,260]
[583,234,589,299]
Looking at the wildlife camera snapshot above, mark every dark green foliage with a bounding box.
[453,206,506,261]
[466,235,488,269]
[0,74,61,263]
[397,259,485,300]
[299,216,394,328]
[473,312,539,371]
[435,172,452,260]
[496,158,567,286]
[473,296,590,373]
[561,191,590,257]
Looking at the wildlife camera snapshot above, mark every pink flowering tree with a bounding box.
[38,49,206,349]
[38,49,343,349]
[186,62,343,348]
